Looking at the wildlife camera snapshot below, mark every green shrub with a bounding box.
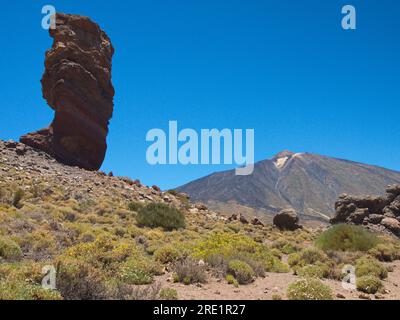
[287,247,340,279]
[356,275,383,294]
[56,259,108,300]
[297,264,326,279]
[282,243,299,254]
[0,280,62,300]
[191,232,288,274]
[118,257,161,285]
[355,257,388,279]
[272,294,282,300]
[0,261,62,300]
[226,274,239,287]
[227,260,255,285]
[271,238,300,254]
[315,224,379,252]
[0,237,22,260]
[12,189,24,208]
[136,203,185,230]
[61,237,135,270]
[128,201,144,212]
[287,278,333,300]
[166,190,178,196]
[368,243,399,262]
[288,247,329,268]
[119,265,153,285]
[159,288,178,300]
[173,258,206,285]
[154,245,182,264]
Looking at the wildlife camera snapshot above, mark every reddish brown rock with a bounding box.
[251,217,264,227]
[20,13,114,170]
[195,203,208,211]
[227,213,250,224]
[227,213,238,222]
[239,214,249,224]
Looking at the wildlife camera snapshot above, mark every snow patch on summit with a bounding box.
[274,156,289,169]
[274,153,304,169]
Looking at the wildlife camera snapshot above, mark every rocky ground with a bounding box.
[158,262,400,300]
[1,139,400,300]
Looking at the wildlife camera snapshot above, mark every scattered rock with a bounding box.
[20,13,115,171]
[179,193,190,200]
[358,293,371,300]
[4,140,18,148]
[15,145,26,156]
[381,218,400,236]
[227,213,249,224]
[195,203,208,211]
[133,179,141,187]
[273,208,302,231]
[163,196,172,203]
[251,218,264,227]
[369,214,383,224]
[228,214,238,222]
[331,185,400,237]
[239,214,249,224]
[120,176,135,186]
[336,293,346,299]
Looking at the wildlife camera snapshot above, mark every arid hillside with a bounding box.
[1,140,400,300]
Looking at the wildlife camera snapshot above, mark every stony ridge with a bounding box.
[331,185,400,237]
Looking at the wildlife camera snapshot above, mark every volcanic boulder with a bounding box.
[331,185,400,237]
[20,13,115,170]
[273,208,302,231]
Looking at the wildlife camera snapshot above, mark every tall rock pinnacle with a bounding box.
[20,13,115,170]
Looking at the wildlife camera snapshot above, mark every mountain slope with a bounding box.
[177,151,400,222]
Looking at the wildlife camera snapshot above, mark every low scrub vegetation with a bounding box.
[368,243,399,262]
[288,247,338,279]
[227,260,255,284]
[1,163,399,300]
[191,232,289,277]
[315,224,380,252]
[0,236,22,261]
[356,275,383,294]
[173,258,207,285]
[355,257,388,279]
[159,288,178,300]
[136,203,185,230]
[287,278,334,300]
[154,245,183,264]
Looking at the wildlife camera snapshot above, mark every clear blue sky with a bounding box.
[0,0,399,190]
